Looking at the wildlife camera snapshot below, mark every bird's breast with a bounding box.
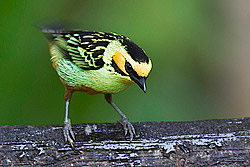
[55,58,134,94]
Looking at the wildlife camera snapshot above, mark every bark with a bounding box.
[0,118,250,166]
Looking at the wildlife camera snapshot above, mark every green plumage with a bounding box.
[56,58,133,94]
[49,33,134,94]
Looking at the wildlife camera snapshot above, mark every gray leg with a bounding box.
[105,94,135,141]
[63,100,75,146]
[63,90,75,146]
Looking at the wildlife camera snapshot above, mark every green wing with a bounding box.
[45,30,118,70]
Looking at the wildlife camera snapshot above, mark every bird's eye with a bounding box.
[125,61,133,72]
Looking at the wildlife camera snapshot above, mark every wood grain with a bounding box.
[1,118,250,166]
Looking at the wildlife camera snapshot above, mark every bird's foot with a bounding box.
[63,118,75,147]
[118,117,135,141]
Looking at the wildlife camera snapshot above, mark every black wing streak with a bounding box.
[43,30,121,70]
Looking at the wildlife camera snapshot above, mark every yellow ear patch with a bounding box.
[113,51,128,75]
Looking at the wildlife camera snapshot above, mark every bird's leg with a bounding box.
[63,89,75,146]
[105,94,135,141]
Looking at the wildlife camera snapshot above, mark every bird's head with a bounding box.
[111,38,152,93]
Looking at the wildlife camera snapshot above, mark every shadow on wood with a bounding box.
[0,117,250,166]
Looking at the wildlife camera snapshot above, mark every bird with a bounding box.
[41,28,152,146]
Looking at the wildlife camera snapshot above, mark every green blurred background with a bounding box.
[1,0,250,126]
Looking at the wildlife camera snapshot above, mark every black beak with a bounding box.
[125,62,147,93]
[135,77,147,93]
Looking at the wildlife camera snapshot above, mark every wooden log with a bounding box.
[0,117,250,166]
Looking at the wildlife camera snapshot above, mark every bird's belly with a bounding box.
[56,59,134,94]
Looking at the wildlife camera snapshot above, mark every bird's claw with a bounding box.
[118,117,135,141]
[63,118,75,147]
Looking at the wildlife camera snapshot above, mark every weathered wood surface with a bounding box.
[0,117,250,166]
